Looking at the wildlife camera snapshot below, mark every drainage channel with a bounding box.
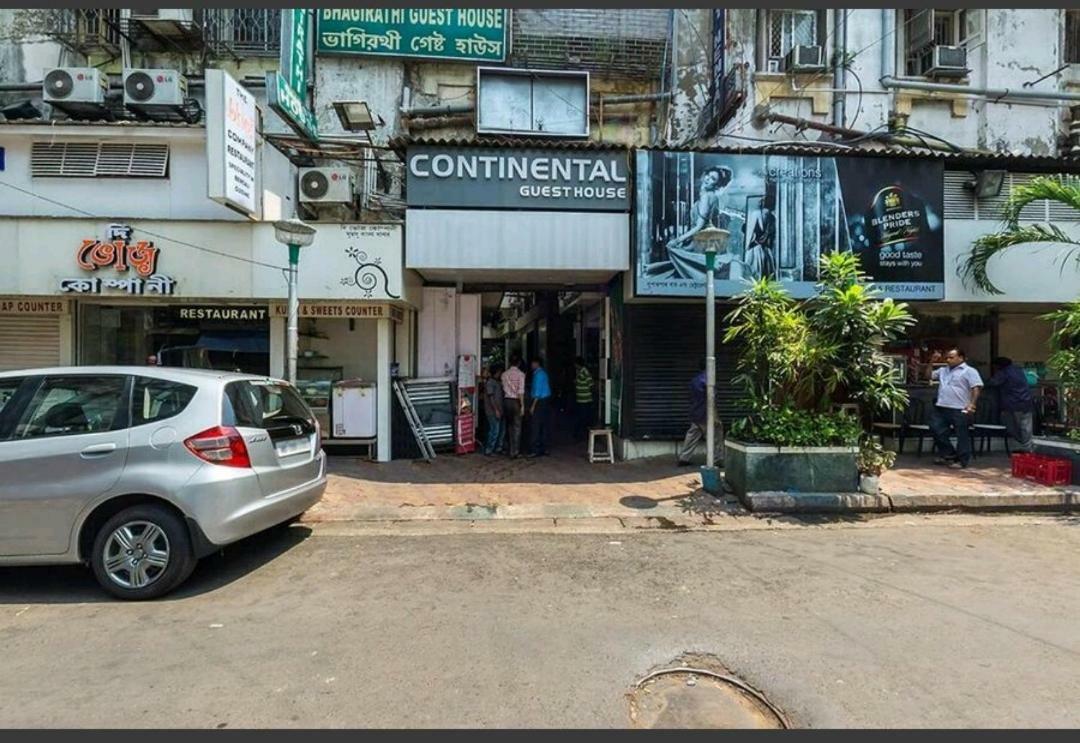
[628,659,789,729]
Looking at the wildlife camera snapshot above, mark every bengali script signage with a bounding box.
[58,225,177,296]
[317,9,508,61]
[268,9,318,142]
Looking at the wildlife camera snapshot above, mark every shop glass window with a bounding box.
[14,376,127,439]
[132,377,198,425]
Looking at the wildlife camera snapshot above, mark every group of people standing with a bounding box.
[479,355,595,459]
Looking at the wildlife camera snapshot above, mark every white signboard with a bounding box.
[206,69,259,217]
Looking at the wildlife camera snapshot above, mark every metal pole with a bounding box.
[286,243,300,384]
[705,252,716,469]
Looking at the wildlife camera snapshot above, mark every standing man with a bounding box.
[482,365,505,456]
[987,356,1035,453]
[572,356,594,442]
[929,348,984,469]
[677,358,723,466]
[501,355,526,458]
[528,358,553,458]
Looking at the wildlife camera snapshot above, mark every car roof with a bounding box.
[0,366,288,385]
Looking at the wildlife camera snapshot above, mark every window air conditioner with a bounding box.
[299,167,355,205]
[782,45,826,72]
[919,45,968,79]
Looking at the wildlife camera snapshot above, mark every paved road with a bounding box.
[2,515,1079,728]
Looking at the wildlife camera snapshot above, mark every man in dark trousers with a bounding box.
[987,356,1034,452]
[528,357,553,458]
[677,358,723,466]
[572,356,594,442]
[501,355,526,458]
[929,347,983,469]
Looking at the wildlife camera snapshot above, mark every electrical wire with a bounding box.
[847,66,865,130]
[0,180,288,271]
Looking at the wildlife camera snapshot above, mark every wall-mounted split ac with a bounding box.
[123,68,188,110]
[42,67,110,117]
[299,167,356,206]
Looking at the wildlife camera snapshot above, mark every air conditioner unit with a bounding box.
[919,45,968,79]
[783,45,826,72]
[123,68,188,109]
[43,67,108,105]
[299,167,355,205]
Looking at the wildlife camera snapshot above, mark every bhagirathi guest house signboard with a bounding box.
[317,9,508,62]
[267,8,318,142]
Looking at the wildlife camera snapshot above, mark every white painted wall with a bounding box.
[943,219,1080,303]
[0,123,295,222]
[417,286,456,378]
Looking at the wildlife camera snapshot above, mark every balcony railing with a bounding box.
[204,8,281,58]
[43,8,123,55]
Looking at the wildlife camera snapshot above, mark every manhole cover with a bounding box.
[628,664,787,729]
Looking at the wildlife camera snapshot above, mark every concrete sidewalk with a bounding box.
[303,451,1078,526]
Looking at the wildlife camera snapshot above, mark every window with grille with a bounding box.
[761,9,826,70]
[901,9,971,76]
[31,142,169,178]
[1067,10,1080,65]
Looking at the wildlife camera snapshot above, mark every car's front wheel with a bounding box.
[90,505,196,600]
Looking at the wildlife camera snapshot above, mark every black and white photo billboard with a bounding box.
[634,150,945,299]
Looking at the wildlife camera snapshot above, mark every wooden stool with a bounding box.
[588,428,615,464]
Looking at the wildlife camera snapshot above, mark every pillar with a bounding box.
[269,315,286,379]
[377,317,392,462]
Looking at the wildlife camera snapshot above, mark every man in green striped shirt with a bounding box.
[573,356,594,442]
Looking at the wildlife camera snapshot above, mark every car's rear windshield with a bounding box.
[223,380,313,430]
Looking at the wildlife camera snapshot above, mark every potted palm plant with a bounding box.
[723,253,913,503]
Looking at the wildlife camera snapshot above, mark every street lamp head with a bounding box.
[273,218,317,248]
[692,225,730,255]
[333,100,377,132]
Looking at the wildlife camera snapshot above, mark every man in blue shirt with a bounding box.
[929,348,983,469]
[528,358,552,457]
[987,356,1034,452]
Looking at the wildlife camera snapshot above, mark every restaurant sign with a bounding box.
[406,146,630,212]
[317,9,508,62]
[58,225,177,296]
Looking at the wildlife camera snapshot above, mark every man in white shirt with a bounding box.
[929,348,983,469]
[500,355,526,458]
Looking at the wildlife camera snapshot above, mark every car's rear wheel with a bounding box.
[90,505,196,600]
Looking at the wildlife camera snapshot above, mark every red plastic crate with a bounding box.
[1032,457,1073,486]
[1010,453,1039,479]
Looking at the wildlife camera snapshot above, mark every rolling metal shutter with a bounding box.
[622,304,748,440]
[0,315,62,371]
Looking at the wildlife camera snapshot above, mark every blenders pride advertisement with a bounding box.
[634,151,945,299]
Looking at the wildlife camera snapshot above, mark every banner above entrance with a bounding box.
[406,146,630,212]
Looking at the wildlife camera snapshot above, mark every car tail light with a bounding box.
[184,426,251,468]
[314,418,322,451]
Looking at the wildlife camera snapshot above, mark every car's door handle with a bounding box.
[80,443,117,458]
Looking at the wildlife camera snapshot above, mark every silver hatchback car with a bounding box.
[0,367,327,599]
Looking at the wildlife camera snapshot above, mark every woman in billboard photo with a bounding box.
[665,165,739,252]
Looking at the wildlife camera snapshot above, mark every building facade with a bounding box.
[2,8,1079,461]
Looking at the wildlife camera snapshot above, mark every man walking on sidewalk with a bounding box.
[528,358,553,458]
[501,355,526,458]
[929,348,983,469]
[677,358,723,466]
[987,356,1035,453]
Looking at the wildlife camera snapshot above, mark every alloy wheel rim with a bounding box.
[103,521,171,589]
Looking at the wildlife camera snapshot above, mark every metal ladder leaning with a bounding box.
[393,380,436,461]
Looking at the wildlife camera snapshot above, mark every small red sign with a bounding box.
[455,413,476,455]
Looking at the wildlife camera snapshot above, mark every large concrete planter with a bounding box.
[724,440,862,510]
[1032,437,1080,486]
